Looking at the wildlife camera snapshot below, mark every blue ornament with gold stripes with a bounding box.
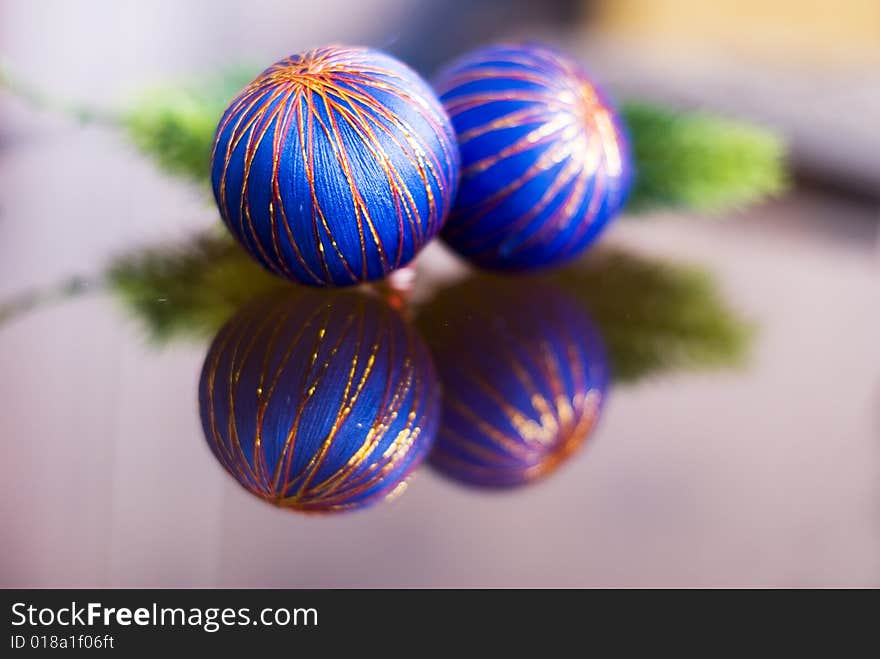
[198,288,440,512]
[211,45,459,287]
[434,42,632,271]
[419,275,608,488]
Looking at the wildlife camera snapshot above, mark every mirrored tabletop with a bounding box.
[2,109,878,586]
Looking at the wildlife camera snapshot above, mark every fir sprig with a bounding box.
[1,224,752,381]
[3,62,788,212]
[121,67,255,183]
[622,101,788,212]
[118,70,789,211]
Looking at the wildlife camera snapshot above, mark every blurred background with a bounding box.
[1,0,878,587]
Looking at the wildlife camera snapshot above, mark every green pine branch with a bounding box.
[119,68,789,213]
[121,66,255,183]
[622,101,788,213]
[3,61,788,213]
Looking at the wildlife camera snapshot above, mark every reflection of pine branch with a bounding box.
[554,249,753,383]
[0,276,97,328]
[106,228,284,342]
[105,229,752,381]
[3,232,753,382]
[622,102,788,213]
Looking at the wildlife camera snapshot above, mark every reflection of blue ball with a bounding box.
[199,289,440,512]
[211,46,459,287]
[434,43,632,271]
[420,276,609,488]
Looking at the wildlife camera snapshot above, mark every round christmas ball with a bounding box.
[434,42,632,271]
[418,275,609,488]
[211,45,459,287]
[199,288,440,512]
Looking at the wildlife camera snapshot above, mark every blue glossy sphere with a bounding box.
[199,289,440,512]
[420,275,609,488]
[211,46,459,287]
[434,42,632,271]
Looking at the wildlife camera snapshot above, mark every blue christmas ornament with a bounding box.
[211,45,459,287]
[199,288,440,512]
[419,275,609,487]
[434,42,632,271]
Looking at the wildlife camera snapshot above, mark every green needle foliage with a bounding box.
[3,62,788,211]
[553,248,753,382]
[117,66,787,212]
[622,101,788,212]
[121,67,255,183]
[106,230,752,381]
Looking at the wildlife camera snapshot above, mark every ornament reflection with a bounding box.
[419,275,609,488]
[198,287,440,513]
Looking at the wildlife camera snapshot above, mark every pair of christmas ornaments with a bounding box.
[210,42,632,286]
[202,41,627,512]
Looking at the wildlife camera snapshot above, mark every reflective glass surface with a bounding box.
[2,115,878,586]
